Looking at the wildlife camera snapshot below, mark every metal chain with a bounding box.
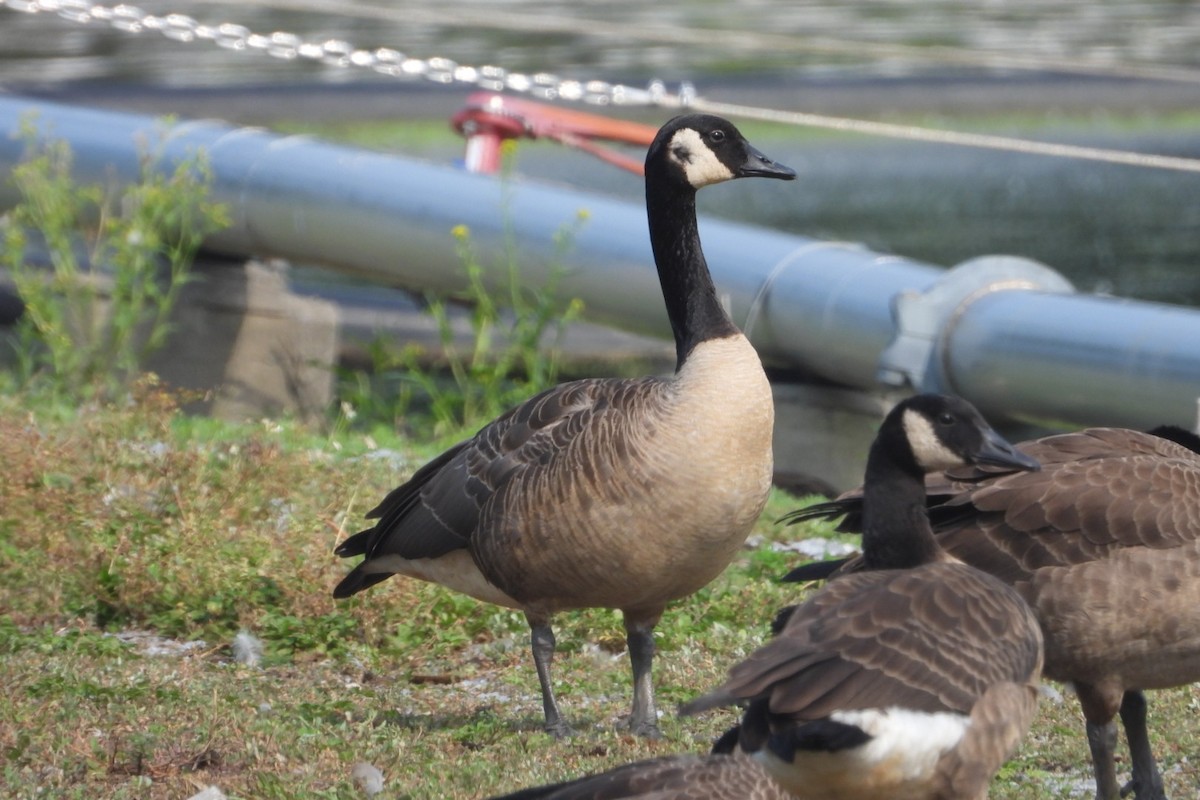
[7,0,1200,174]
[1,0,689,108]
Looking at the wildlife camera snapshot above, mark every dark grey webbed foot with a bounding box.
[544,719,576,740]
[627,717,662,739]
[1119,776,1169,800]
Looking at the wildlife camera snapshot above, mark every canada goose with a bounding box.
[486,753,792,800]
[782,425,1200,800]
[332,114,796,739]
[682,394,1044,800]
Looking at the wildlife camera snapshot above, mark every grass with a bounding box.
[2,387,1199,799]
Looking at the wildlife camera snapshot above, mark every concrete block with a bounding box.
[148,257,337,423]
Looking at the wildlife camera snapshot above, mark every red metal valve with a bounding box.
[451,92,658,175]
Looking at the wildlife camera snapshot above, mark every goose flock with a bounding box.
[332,114,1200,799]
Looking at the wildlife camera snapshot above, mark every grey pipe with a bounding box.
[947,289,1200,428]
[0,95,1197,431]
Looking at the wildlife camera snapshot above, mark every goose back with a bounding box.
[691,562,1042,800]
[932,428,1200,583]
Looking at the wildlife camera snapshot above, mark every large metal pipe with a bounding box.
[946,288,1200,428]
[0,95,1197,431]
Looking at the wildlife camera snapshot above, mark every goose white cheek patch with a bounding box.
[902,409,962,471]
[669,128,735,188]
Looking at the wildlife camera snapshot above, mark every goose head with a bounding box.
[646,114,797,190]
[884,394,1042,475]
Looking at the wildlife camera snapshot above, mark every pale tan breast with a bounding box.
[673,332,773,451]
[481,333,775,613]
[652,334,775,560]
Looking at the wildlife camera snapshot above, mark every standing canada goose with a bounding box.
[782,425,1200,800]
[486,753,793,800]
[332,114,796,738]
[682,394,1044,800]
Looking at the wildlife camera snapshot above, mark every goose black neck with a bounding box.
[646,178,740,368]
[859,437,942,570]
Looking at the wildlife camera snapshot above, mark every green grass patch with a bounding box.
[1,393,1198,798]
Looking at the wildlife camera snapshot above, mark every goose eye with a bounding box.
[708,130,726,144]
[937,412,956,426]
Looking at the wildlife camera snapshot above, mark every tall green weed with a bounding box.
[0,121,227,401]
[339,146,586,439]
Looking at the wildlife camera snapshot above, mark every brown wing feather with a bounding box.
[343,375,662,567]
[1025,538,1200,686]
[933,431,1200,580]
[487,754,790,800]
[472,377,686,602]
[690,563,1042,721]
[933,681,1041,800]
[794,428,1200,584]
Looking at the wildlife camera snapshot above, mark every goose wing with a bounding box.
[340,376,665,565]
[485,754,789,800]
[784,428,1200,584]
[687,563,1042,720]
[933,429,1200,579]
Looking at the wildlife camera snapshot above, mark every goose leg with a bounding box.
[527,612,573,738]
[1086,720,1122,800]
[1118,690,1166,800]
[1079,682,1125,800]
[624,612,663,738]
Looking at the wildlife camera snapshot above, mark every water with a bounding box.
[2,1,1199,86]
[511,129,1200,308]
[1,1,1199,305]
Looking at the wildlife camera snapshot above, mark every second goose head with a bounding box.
[878,393,1042,476]
[862,394,1039,571]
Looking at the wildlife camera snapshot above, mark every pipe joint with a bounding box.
[877,255,1073,394]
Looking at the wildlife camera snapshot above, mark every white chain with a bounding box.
[1,0,688,108]
[8,0,1200,174]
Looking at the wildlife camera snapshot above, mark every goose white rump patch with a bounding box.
[368,550,522,610]
[760,707,971,800]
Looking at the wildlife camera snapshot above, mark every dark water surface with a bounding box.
[3,1,1200,86]
[1,1,1198,306]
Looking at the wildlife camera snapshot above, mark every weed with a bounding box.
[259,610,360,660]
[0,119,227,402]
[336,144,586,440]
